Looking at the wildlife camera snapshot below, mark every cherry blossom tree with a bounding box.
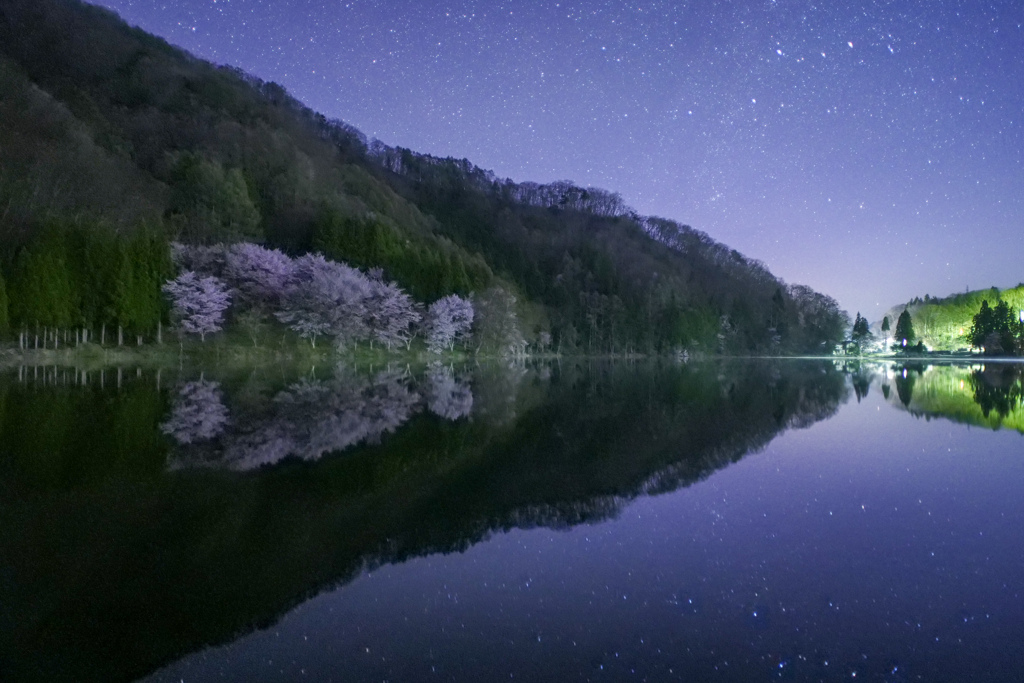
[162,271,231,341]
[170,242,228,277]
[276,253,372,348]
[222,242,294,309]
[425,294,474,353]
[366,278,421,350]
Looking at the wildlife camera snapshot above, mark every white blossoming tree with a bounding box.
[162,271,231,342]
[276,253,372,348]
[366,279,422,350]
[222,242,294,309]
[425,294,474,353]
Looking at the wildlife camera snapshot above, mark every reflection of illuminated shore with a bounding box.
[881,363,1024,433]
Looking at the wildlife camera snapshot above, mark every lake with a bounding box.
[1,359,1023,682]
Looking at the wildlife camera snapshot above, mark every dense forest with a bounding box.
[0,0,848,355]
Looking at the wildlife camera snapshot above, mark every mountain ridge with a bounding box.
[0,0,848,354]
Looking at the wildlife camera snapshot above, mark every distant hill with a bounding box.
[881,284,1024,351]
[0,0,847,354]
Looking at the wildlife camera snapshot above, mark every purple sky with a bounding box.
[92,0,1024,319]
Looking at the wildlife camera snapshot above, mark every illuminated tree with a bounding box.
[968,299,1018,355]
[365,277,421,350]
[223,242,294,309]
[892,309,916,352]
[162,271,231,342]
[425,294,474,352]
[276,253,372,348]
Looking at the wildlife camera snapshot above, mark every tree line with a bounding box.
[878,285,1024,355]
[0,224,527,356]
[0,220,171,348]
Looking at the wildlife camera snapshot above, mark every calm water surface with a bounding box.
[2,360,1023,682]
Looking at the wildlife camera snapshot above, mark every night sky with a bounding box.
[91,0,1024,319]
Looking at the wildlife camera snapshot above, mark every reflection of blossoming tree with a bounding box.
[160,380,229,444]
[167,371,427,471]
[425,364,473,420]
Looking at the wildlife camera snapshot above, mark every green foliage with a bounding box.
[968,299,1020,355]
[165,152,262,243]
[312,207,492,302]
[472,286,526,355]
[0,270,9,335]
[8,230,74,328]
[6,218,171,336]
[885,285,1024,352]
[893,309,915,349]
[67,222,119,326]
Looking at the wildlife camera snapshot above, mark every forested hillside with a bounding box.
[0,0,848,355]
[883,284,1024,354]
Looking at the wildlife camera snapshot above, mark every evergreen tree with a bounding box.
[78,226,120,330]
[969,299,1018,355]
[0,270,9,336]
[9,238,74,330]
[850,312,871,350]
[893,309,915,350]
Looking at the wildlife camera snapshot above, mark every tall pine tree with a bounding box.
[0,270,9,337]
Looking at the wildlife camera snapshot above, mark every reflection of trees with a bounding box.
[160,380,229,444]
[895,370,915,406]
[970,366,1024,418]
[893,364,926,407]
[424,364,473,420]
[849,367,872,402]
[167,371,439,470]
[884,363,1024,433]
[470,358,528,425]
[0,361,850,683]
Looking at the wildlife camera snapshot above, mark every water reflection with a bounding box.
[970,365,1024,419]
[161,364,476,470]
[424,363,473,420]
[0,360,848,683]
[879,362,1024,432]
[161,379,229,444]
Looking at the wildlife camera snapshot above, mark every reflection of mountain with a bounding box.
[0,361,848,683]
[884,363,1024,433]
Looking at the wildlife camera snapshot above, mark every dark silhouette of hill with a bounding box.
[0,0,848,354]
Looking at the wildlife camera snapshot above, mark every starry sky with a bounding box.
[92,0,1024,319]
